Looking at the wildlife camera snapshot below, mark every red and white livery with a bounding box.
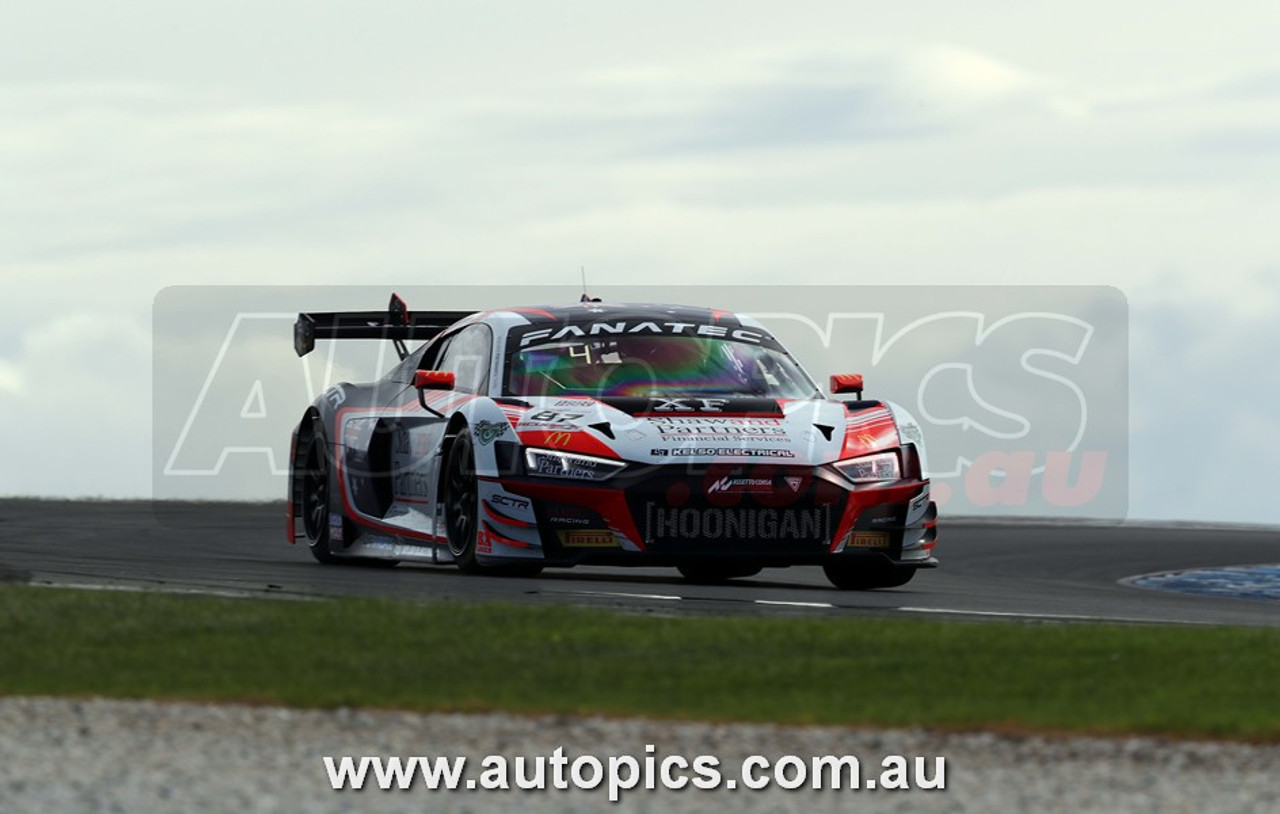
[286,296,938,589]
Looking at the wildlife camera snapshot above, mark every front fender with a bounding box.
[884,400,929,478]
[452,398,519,478]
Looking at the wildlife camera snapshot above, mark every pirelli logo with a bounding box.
[643,504,832,543]
[847,531,891,549]
[558,530,616,548]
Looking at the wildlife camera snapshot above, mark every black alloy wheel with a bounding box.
[302,427,339,564]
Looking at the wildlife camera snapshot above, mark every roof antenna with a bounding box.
[579,265,601,303]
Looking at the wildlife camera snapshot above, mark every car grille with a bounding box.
[624,466,846,554]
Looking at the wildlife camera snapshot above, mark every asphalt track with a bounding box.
[0,500,1276,627]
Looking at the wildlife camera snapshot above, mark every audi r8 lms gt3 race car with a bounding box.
[286,294,938,589]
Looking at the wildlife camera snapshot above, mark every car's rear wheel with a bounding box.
[823,561,916,590]
[677,562,763,584]
[301,419,398,567]
[302,425,340,564]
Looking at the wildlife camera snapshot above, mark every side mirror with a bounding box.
[414,370,456,391]
[830,373,864,398]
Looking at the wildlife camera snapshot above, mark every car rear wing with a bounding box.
[293,293,475,359]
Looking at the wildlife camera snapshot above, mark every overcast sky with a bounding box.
[2,2,1278,522]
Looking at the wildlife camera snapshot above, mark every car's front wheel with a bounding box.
[444,430,542,577]
[444,430,484,573]
[823,561,917,590]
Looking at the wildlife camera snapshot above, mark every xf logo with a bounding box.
[651,398,729,412]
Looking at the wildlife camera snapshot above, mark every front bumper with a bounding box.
[489,461,937,568]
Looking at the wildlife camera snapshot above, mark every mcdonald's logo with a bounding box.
[546,431,573,447]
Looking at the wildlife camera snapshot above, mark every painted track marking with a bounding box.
[895,606,1213,625]
[556,590,683,601]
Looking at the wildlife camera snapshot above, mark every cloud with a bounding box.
[1209,68,1280,101]
[0,11,1278,520]
[0,82,432,266]
[0,360,22,394]
[539,46,1079,154]
[1189,128,1280,154]
[0,313,151,497]
[1129,282,1280,523]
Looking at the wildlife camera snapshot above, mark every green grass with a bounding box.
[2,586,1278,740]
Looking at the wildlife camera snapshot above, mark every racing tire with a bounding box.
[301,419,398,568]
[444,430,543,578]
[301,423,341,565]
[444,430,486,574]
[823,562,917,590]
[677,562,764,584]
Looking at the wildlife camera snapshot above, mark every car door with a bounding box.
[385,324,494,538]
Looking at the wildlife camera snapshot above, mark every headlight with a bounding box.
[833,451,900,484]
[525,448,626,481]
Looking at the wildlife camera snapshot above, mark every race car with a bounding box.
[286,294,938,589]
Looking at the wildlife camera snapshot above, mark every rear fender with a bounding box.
[286,407,323,543]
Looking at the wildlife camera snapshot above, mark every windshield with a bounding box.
[505,335,818,399]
